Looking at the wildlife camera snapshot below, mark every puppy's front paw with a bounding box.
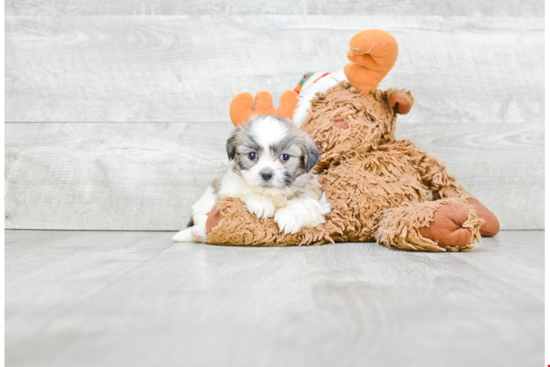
[275,197,328,234]
[245,197,276,219]
[274,208,302,234]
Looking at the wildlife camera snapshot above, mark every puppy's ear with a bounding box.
[303,135,320,172]
[226,131,237,160]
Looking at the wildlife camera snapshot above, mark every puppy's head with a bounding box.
[226,115,320,190]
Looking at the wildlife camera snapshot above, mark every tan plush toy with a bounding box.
[203,29,500,251]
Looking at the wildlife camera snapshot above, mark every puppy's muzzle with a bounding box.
[260,168,274,181]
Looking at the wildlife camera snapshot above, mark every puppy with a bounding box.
[172,115,330,242]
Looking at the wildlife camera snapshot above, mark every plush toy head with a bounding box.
[301,84,414,170]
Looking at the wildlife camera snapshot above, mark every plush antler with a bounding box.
[344,29,399,94]
[229,90,298,127]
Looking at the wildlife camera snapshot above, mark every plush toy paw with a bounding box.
[205,204,222,234]
[245,196,276,219]
[466,198,500,237]
[418,202,476,249]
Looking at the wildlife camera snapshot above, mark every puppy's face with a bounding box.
[226,116,320,190]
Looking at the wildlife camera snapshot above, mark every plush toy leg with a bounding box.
[204,197,338,247]
[415,150,500,237]
[376,199,483,252]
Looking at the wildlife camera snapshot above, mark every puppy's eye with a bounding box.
[248,152,257,160]
[280,153,290,162]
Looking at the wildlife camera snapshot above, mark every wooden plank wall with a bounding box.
[5,1,544,230]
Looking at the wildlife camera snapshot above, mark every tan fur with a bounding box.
[206,83,488,251]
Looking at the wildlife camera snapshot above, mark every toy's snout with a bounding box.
[333,116,349,129]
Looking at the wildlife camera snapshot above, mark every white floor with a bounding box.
[5,230,544,367]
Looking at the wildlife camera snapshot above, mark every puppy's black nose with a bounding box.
[260,168,274,181]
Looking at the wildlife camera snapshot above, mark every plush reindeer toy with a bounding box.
[202,29,499,251]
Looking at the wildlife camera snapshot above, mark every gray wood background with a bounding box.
[5,1,544,230]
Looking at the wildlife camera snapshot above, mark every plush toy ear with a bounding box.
[386,88,414,115]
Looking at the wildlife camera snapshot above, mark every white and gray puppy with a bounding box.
[172,115,330,242]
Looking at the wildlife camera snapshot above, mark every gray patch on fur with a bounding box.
[227,120,263,172]
[211,176,222,195]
